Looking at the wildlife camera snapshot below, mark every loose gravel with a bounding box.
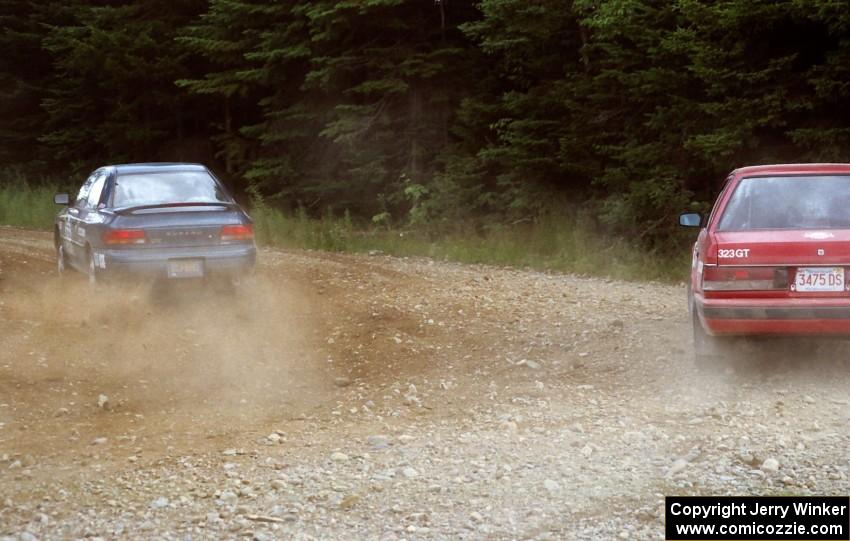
[1,227,848,540]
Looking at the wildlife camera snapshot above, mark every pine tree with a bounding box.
[453,0,589,217]
[575,0,850,241]
[0,0,61,167]
[40,0,205,170]
[257,0,480,218]
[176,0,278,180]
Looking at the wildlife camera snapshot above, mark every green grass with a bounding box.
[252,204,690,282]
[0,181,688,282]
[0,180,57,230]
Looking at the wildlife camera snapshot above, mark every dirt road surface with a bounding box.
[1,226,848,540]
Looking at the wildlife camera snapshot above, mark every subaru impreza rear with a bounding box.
[680,164,850,364]
[54,163,256,286]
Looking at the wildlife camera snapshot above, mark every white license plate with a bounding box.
[794,267,845,292]
[167,259,204,278]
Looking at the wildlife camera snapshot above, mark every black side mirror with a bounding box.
[679,212,702,227]
[54,193,70,205]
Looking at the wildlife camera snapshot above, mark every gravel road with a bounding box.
[0,226,848,540]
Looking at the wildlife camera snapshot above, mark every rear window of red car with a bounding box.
[717,175,850,231]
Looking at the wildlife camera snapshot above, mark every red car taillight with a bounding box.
[103,229,146,245]
[702,266,788,291]
[220,224,254,242]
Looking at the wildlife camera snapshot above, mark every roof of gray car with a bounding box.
[111,163,208,174]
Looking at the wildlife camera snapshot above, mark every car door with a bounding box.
[65,171,107,268]
[77,171,109,265]
[63,173,95,267]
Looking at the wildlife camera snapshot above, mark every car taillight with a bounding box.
[221,224,254,242]
[103,229,146,245]
[702,266,787,291]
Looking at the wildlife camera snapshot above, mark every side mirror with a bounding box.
[54,193,70,205]
[679,212,702,227]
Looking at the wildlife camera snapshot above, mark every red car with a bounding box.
[681,163,850,365]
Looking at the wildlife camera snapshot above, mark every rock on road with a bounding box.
[0,226,848,540]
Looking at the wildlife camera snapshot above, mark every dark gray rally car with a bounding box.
[54,163,256,284]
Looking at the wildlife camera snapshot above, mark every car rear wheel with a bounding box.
[208,275,249,296]
[692,310,730,369]
[87,249,99,286]
[230,268,256,291]
[57,244,67,276]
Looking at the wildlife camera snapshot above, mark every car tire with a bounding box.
[87,248,99,286]
[57,244,67,276]
[231,268,256,291]
[692,310,728,369]
[210,274,253,296]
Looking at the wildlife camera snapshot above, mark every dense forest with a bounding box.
[1,0,849,245]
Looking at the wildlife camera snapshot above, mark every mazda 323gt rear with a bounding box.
[54,163,256,284]
[681,164,850,364]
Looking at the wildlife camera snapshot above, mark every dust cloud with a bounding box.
[1,249,331,460]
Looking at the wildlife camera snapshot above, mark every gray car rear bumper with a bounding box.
[97,244,256,278]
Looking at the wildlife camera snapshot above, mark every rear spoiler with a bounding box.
[112,201,238,215]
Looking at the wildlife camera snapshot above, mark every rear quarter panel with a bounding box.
[691,173,738,298]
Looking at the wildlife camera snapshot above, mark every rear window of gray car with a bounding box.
[717,175,850,231]
[112,171,232,207]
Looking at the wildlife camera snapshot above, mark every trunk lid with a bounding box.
[111,207,245,248]
[708,230,850,297]
[713,230,850,266]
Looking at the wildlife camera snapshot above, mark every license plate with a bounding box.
[167,259,204,278]
[793,267,845,292]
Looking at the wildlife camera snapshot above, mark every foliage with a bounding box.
[36,0,208,172]
[251,203,689,282]
[0,174,58,230]
[0,0,849,250]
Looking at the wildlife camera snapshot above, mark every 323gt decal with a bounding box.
[718,248,750,258]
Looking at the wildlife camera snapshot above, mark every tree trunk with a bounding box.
[439,0,446,42]
[409,85,422,184]
[224,96,233,174]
